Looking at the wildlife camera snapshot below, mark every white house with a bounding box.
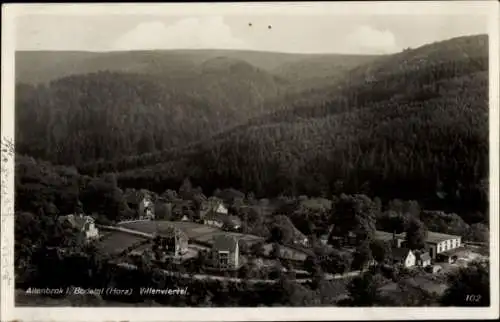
[138,194,155,220]
[125,189,155,220]
[209,235,240,270]
[199,197,228,221]
[425,232,462,260]
[59,214,99,240]
[203,212,225,228]
[392,248,416,268]
[375,230,462,261]
[416,251,432,267]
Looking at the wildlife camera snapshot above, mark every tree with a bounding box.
[271,243,281,259]
[304,255,321,274]
[179,178,193,200]
[404,200,421,218]
[352,241,373,270]
[269,221,294,245]
[329,194,377,244]
[320,250,352,275]
[347,272,381,306]
[405,218,428,250]
[239,240,250,254]
[370,240,390,264]
[441,261,489,306]
[161,189,178,202]
[80,174,127,222]
[250,241,265,257]
[310,268,325,290]
[467,223,489,243]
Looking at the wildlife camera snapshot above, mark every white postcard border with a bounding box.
[2,2,499,321]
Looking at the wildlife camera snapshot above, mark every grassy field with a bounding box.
[118,220,265,246]
[194,231,264,245]
[118,220,221,239]
[98,231,149,254]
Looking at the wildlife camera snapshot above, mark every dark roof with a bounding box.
[425,231,461,244]
[375,230,461,244]
[212,235,238,252]
[392,247,412,260]
[374,230,406,242]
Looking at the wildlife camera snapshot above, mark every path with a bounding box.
[116,262,363,284]
[98,224,155,239]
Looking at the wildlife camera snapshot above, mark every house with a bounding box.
[374,230,406,248]
[203,210,242,231]
[199,197,228,221]
[416,251,432,267]
[375,230,462,261]
[293,236,309,247]
[319,234,329,245]
[153,225,189,259]
[391,248,416,268]
[328,228,369,247]
[424,231,462,260]
[223,216,242,231]
[203,212,225,228]
[58,214,99,240]
[125,189,155,220]
[208,235,240,270]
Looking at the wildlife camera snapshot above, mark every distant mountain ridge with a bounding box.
[15,49,380,85]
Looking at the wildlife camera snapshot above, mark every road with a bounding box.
[116,262,363,284]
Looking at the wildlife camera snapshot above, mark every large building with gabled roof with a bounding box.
[374,230,462,261]
[153,224,189,259]
[208,235,240,270]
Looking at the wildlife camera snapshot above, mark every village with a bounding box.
[57,186,489,300]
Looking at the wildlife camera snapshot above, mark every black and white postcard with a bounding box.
[1,2,499,321]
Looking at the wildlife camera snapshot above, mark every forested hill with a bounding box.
[15,49,378,85]
[105,34,489,222]
[15,50,377,165]
[248,34,488,124]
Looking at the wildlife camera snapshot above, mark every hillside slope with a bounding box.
[15,50,377,165]
[15,63,285,164]
[107,35,488,220]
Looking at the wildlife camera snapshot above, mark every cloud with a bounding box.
[110,17,250,51]
[343,25,400,54]
[16,16,107,51]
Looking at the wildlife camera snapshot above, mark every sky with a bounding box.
[15,13,489,54]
